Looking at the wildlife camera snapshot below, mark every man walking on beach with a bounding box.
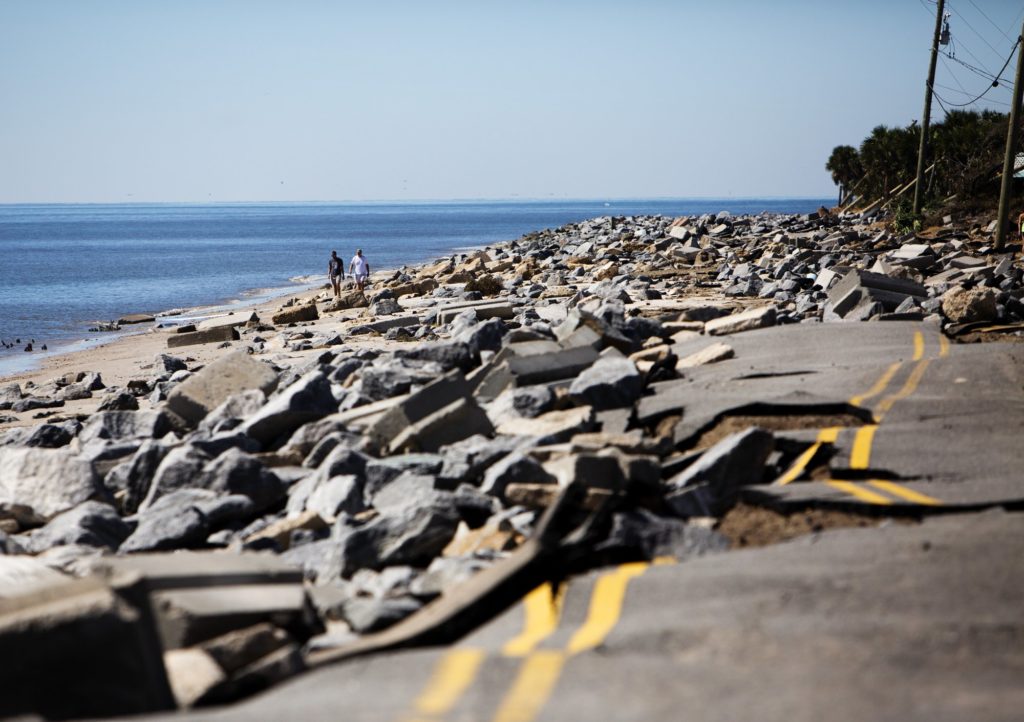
[328,250,343,297]
[349,248,370,291]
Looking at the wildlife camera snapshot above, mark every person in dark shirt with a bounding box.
[328,250,343,297]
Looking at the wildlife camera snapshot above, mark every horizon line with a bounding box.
[0,194,837,207]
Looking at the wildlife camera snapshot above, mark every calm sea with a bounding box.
[0,199,831,373]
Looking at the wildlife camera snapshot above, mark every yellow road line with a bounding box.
[912,331,925,360]
[825,480,893,505]
[848,361,902,407]
[774,441,822,486]
[502,583,564,657]
[876,359,931,416]
[489,562,652,722]
[849,424,878,469]
[406,649,487,720]
[565,562,648,655]
[867,479,942,506]
[939,334,950,357]
[817,426,840,445]
[401,582,563,722]
[490,651,566,722]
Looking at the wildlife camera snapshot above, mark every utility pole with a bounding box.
[995,24,1024,250]
[913,0,945,217]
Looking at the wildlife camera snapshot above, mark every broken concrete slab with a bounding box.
[705,306,777,336]
[387,397,495,455]
[496,406,596,444]
[272,304,319,325]
[677,341,735,368]
[665,428,775,518]
[168,326,240,349]
[435,301,515,325]
[150,582,315,649]
[0,577,175,719]
[91,550,304,591]
[366,370,471,452]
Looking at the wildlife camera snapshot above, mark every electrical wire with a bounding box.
[940,57,970,95]
[965,0,1014,45]
[947,0,1004,57]
[955,38,1004,78]
[931,36,1019,108]
[943,50,1001,82]
[933,82,1011,107]
[942,48,1013,97]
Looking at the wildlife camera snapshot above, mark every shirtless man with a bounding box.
[328,250,344,297]
[349,248,370,291]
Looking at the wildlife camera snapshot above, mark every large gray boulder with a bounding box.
[22,501,131,553]
[121,490,255,553]
[240,371,337,445]
[138,445,212,512]
[286,446,369,517]
[567,355,643,410]
[0,447,103,519]
[199,449,285,513]
[329,504,460,578]
[78,410,170,444]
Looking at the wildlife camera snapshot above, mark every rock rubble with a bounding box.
[1,208,1021,718]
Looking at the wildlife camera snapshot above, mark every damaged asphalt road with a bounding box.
[159,512,1024,722]
[146,319,1023,722]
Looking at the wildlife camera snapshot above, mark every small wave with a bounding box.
[288,274,324,285]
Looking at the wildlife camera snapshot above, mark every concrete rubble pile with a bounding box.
[1,209,1021,718]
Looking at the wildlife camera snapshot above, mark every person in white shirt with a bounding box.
[349,248,370,291]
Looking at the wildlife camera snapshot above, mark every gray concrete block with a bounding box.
[167,326,240,348]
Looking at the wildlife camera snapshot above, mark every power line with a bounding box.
[947,0,1004,57]
[944,49,1000,81]
[933,82,1011,107]
[965,0,1014,45]
[955,38,1003,77]
[940,56,970,95]
[932,37,1020,108]
[942,51,1013,97]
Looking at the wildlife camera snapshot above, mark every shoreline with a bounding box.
[0,274,328,379]
[0,241,494,430]
[0,253,450,384]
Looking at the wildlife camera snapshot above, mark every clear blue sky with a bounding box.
[1,0,1022,203]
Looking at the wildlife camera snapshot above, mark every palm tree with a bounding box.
[826,145,863,204]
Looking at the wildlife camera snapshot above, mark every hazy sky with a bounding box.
[2,0,1022,203]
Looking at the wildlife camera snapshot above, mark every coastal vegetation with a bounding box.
[827,109,1022,224]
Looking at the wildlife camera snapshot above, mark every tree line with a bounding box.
[826,109,1020,217]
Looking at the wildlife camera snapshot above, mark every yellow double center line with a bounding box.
[401,561,661,722]
[775,330,948,505]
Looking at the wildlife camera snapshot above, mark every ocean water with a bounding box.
[0,199,831,372]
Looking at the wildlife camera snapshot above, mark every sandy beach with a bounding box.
[0,274,392,430]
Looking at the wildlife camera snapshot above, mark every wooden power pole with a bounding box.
[995,26,1024,250]
[913,0,945,217]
